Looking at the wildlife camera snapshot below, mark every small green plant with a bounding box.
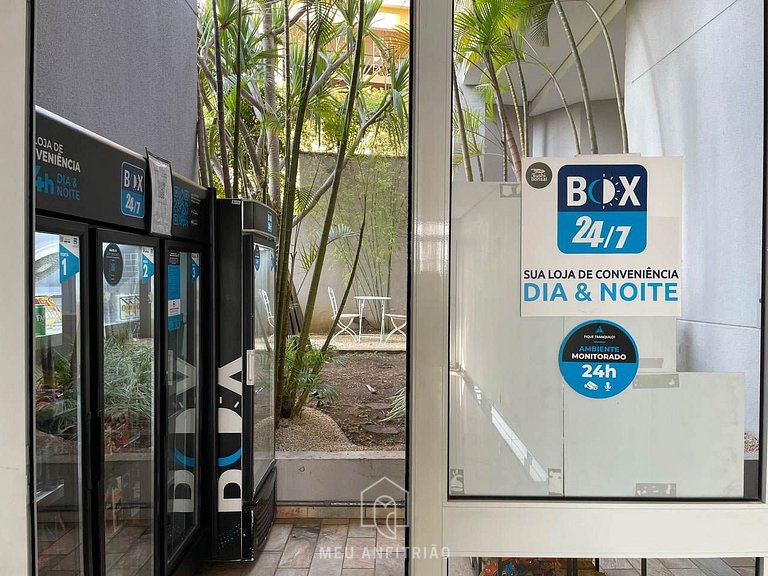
[283,335,342,419]
[103,335,154,422]
[382,380,406,422]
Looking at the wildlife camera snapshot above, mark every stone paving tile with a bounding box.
[276,570,310,576]
[317,523,349,550]
[600,559,635,570]
[343,538,377,570]
[264,524,293,552]
[734,568,756,576]
[661,560,697,570]
[347,524,378,538]
[374,553,405,576]
[309,553,345,576]
[669,569,706,576]
[692,559,741,576]
[629,559,673,576]
[242,552,282,576]
[342,570,374,576]
[280,532,319,569]
[604,569,641,576]
[725,559,757,568]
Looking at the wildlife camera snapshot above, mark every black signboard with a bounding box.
[35,107,210,243]
[103,243,124,286]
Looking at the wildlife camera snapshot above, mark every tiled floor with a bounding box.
[196,520,757,576]
[196,519,405,576]
[37,520,153,576]
[447,557,757,576]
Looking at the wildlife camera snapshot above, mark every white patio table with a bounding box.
[353,295,392,342]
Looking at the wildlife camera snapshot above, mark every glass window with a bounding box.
[253,243,275,485]
[34,232,85,575]
[448,0,762,499]
[102,242,155,575]
[166,250,201,560]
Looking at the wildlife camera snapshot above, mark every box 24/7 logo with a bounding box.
[557,164,647,254]
[121,162,145,219]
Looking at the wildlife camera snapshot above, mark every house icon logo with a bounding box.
[360,477,408,539]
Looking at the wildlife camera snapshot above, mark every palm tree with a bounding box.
[454,0,524,180]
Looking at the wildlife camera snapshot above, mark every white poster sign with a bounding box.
[147,151,173,237]
[521,156,682,317]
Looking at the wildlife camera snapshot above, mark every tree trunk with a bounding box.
[212,0,232,197]
[232,0,243,198]
[262,1,282,208]
[274,1,324,421]
[582,0,627,153]
[553,0,598,153]
[452,63,474,182]
[484,52,521,180]
[294,0,366,360]
[321,199,367,353]
[512,48,528,157]
[196,84,211,188]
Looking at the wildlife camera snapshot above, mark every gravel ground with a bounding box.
[276,407,362,452]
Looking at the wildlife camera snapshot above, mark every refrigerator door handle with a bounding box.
[167,349,175,383]
[246,349,256,386]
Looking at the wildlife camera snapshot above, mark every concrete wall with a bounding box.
[0,0,31,571]
[625,0,764,435]
[530,99,624,157]
[294,153,408,333]
[34,0,199,179]
[277,451,406,504]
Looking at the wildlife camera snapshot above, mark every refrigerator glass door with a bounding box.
[101,241,155,575]
[34,231,86,575]
[252,242,275,486]
[165,250,201,561]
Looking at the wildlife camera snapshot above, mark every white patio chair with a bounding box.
[328,286,359,342]
[385,313,407,342]
[259,289,275,328]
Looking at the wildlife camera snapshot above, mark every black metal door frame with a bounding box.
[94,228,162,576]
[161,238,209,575]
[33,216,94,576]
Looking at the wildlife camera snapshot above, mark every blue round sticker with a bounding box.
[558,320,638,399]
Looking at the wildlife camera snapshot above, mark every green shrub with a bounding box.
[283,335,342,419]
[382,380,406,422]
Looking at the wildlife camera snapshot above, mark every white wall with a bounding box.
[625,0,764,434]
[530,99,624,157]
[0,0,31,572]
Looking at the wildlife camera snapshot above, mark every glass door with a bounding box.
[251,242,275,487]
[99,234,157,576]
[33,226,87,576]
[165,247,201,564]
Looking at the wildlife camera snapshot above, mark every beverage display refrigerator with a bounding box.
[32,107,213,576]
[213,198,277,561]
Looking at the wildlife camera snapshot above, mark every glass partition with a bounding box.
[102,241,155,575]
[252,242,275,486]
[34,232,85,575]
[165,250,201,561]
[448,0,762,500]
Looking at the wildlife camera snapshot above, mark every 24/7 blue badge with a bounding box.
[559,320,638,399]
[121,162,145,218]
[557,164,647,254]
